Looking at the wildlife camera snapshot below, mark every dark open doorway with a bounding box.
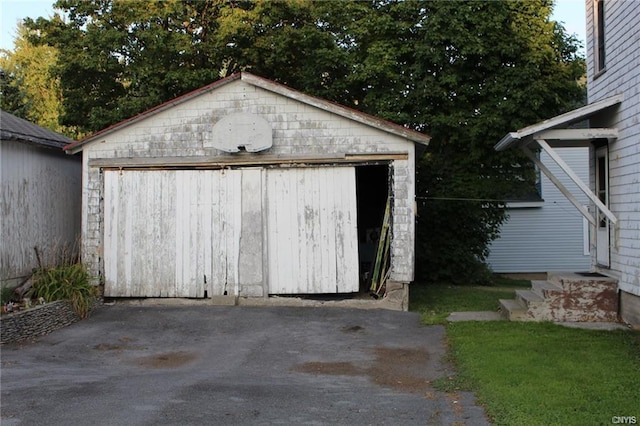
[355,164,391,292]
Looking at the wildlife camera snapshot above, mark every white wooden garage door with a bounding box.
[103,167,358,297]
[266,167,358,294]
[104,169,245,297]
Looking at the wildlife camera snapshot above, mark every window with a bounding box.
[594,0,606,74]
[503,155,544,208]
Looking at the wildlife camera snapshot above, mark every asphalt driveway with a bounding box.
[1,304,489,425]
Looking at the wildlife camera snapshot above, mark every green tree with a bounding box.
[0,63,26,117]
[26,1,219,132]
[408,0,586,283]
[24,0,585,284]
[214,0,352,102]
[0,23,73,135]
[26,0,350,133]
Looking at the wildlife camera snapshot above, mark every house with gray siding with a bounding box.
[0,110,82,288]
[488,148,591,274]
[494,0,639,326]
[64,72,430,309]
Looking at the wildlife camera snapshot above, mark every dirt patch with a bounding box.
[94,343,126,351]
[134,351,197,369]
[293,346,432,395]
[94,336,141,352]
[341,325,365,333]
[295,361,362,376]
[368,347,431,393]
[447,392,465,416]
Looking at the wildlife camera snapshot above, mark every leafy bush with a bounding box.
[28,263,98,318]
[415,198,505,285]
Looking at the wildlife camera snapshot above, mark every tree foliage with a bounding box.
[406,1,586,283]
[0,23,74,135]
[20,0,585,284]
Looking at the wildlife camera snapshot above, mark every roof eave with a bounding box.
[64,73,243,153]
[494,132,520,151]
[494,94,624,152]
[1,131,70,150]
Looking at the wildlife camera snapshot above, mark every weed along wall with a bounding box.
[65,72,430,302]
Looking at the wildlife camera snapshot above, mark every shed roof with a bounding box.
[64,72,430,153]
[0,109,73,149]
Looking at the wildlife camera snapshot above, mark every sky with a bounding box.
[1,0,587,53]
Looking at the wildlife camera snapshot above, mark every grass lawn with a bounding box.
[409,278,530,324]
[410,280,640,426]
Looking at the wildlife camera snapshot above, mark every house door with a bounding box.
[595,147,610,267]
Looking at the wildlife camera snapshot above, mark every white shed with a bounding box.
[65,73,430,304]
[0,110,82,288]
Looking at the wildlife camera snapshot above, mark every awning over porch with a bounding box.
[494,94,623,227]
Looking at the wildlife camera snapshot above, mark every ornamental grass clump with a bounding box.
[29,263,98,319]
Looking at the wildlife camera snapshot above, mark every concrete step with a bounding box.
[546,272,618,321]
[531,280,563,298]
[502,272,619,324]
[499,299,530,321]
[514,290,554,321]
[515,289,544,307]
[548,271,617,291]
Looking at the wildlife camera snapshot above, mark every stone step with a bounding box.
[499,299,530,321]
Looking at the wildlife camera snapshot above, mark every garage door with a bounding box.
[103,169,248,297]
[103,167,358,297]
[266,167,359,294]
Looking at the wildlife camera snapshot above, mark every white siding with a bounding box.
[586,0,640,297]
[488,148,592,273]
[0,141,81,286]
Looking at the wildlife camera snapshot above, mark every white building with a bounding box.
[65,72,430,308]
